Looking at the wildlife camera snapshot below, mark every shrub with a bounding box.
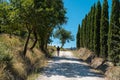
[0,42,14,80]
[105,66,120,80]
[12,62,27,79]
[0,63,14,80]
[0,42,13,64]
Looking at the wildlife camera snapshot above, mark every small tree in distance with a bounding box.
[54,28,74,48]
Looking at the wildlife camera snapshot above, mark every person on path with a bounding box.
[57,46,60,56]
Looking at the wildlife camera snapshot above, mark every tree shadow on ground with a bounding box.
[41,56,104,78]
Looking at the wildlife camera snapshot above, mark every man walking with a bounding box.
[57,46,60,56]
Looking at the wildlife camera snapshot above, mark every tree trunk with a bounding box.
[40,39,44,51]
[30,30,38,50]
[23,30,31,56]
[9,33,12,38]
[0,26,1,33]
[39,37,49,57]
[44,35,49,50]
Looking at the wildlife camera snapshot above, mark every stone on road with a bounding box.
[36,51,105,80]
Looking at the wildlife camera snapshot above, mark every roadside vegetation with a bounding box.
[0,34,47,80]
[54,28,74,48]
[76,0,120,66]
[76,0,120,80]
[75,48,120,80]
[0,0,67,79]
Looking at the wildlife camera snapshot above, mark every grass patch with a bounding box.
[27,73,40,80]
[71,50,79,57]
[0,34,47,80]
[105,66,120,80]
[47,46,56,57]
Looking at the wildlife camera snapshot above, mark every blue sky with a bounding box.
[51,0,112,48]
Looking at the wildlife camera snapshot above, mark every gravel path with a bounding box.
[36,51,105,80]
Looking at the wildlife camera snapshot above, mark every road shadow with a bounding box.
[51,56,84,62]
[41,56,104,78]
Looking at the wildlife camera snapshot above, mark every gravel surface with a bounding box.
[36,51,105,80]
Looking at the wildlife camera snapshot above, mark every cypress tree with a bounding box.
[94,1,101,57]
[90,5,95,51]
[86,13,91,49]
[89,8,92,50]
[81,19,86,48]
[100,0,109,58]
[85,15,90,48]
[80,24,83,47]
[108,0,120,63]
[84,15,88,48]
[82,19,86,47]
[76,24,81,49]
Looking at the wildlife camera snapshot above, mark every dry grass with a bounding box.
[75,48,94,61]
[0,64,6,80]
[105,66,120,80]
[90,69,103,74]
[0,64,14,80]
[26,48,47,68]
[71,50,78,57]
[26,49,47,80]
[12,62,27,79]
[76,48,120,79]
[0,34,22,48]
[47,46,56,56]
[26,73,39,80]
[0,34,47,80]
[91,57,104,68]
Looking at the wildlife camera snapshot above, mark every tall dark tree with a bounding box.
[86,13,91,49]
[100,0,109,58]
[83,15,87,47]
[90,5,95,51]
[94,0,101,57]
[108,0,120,63]
[76,24,81,49]
[80,23,84,47]
[85,15,89,48]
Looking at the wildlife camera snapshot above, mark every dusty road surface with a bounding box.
[36,51,105,80]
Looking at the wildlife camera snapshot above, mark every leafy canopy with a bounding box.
[54,28,74,48]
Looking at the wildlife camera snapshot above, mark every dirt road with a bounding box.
[36,51,105,80]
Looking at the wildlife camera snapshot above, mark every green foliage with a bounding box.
[0,0,67,56]
[80,24,84,47]
[0,42,13,80]
[85,15,90,48]
[0,0,66,79]
[0,42,13,63]
[0,34,47,80]
[54,28,74,48]
[90,5,95,51]
[77,0,120,64]
[100,0,109,58]
[108,0,120,64]
[86,13,91,49]
[36,0,67,51]
[94,1,101,57]
[83,15,87,47]
[77,4,96,51]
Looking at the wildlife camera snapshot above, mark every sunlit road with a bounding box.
[36,51,105,80]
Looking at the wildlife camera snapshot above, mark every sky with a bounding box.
[51,0,112,48]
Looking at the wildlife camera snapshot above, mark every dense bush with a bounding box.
[0,42,13,64]
[0,34,47,80]
[0,42,14,80]
[105,66,120,80]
